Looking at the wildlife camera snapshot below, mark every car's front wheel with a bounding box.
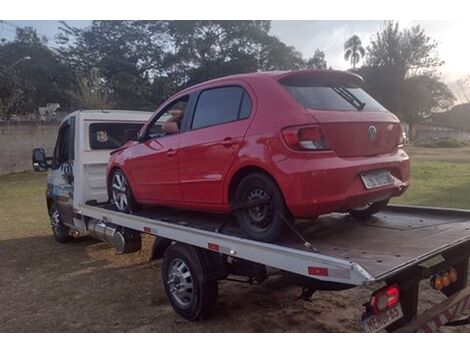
[233,172,291,243]
[110,170,139,213]
[348,199,390,220]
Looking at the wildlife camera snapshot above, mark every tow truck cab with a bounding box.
[32,110,152,231]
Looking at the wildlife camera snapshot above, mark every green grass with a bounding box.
[0,171,50,240]
[1,145,470,239]
[390,145,470,209]
[392,160,470,209]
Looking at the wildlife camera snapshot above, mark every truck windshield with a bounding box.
[280,78,387,112]
[89,122,144,150]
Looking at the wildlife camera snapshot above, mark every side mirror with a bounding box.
[125,128,140,142]
[32,148,48,172]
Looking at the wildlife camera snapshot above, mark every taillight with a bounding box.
[282,125,330,151]
[369,283,400,315]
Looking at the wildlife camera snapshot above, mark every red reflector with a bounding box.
[143,226,151,233]
[208,243,220,251]
[308,266,329,276]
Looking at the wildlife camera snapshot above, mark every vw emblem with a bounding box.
[368,125,377,140]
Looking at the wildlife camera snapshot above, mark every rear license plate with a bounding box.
[362,303,404,333]
[361,170,394,189]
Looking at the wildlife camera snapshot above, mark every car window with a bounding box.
[147,96,189,138]
[192,86,248,129]
[280,78,388,112]
[239,92,252,119]
[89,122,144,150]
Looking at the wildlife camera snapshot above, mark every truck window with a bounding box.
[89,123,144,150]
[53,117,75,168]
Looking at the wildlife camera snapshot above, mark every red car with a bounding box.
[107,70,410,242]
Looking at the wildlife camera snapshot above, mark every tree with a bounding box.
[0,26,76,117]
[359,21,454,124]
[344,35,365,69]
[69,70,113,109]
[456,76,469,104]
[306,49,327,69]
[57,20,309,108]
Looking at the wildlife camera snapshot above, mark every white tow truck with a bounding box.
[32,110,470,332]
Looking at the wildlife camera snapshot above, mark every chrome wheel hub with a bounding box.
[167,258,193,307]
[112,173,129,211]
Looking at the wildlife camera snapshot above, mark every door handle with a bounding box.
[221,137,237,147]
[166,148,176,157]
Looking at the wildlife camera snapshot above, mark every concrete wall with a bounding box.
[0,121,59,175]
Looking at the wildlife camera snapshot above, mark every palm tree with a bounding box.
[344,35,365,70]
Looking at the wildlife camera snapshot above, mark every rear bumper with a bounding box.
[276,148,410,218]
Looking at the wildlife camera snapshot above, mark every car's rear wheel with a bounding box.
[233,172,291,243]
[348,199,390,220]
[110,170,139,213]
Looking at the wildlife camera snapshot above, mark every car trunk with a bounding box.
[308,109,401,157]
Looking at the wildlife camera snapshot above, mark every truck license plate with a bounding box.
[361,170,394,189]
[362,303,404,333]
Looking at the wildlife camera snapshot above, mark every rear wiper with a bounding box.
[330,82,366,111]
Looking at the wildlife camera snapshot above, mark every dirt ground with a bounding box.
[1,228,469,332]
[1,158,470,332]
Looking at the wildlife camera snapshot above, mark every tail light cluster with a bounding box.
[282,125,330,151]
[369,283,400,315]
[430,268,458,290]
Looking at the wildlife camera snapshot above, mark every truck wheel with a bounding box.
[110,169,139,213]
[162,244,218,321]
[50,202,72,243]
[349,199,390,220]
[234,172,290,243]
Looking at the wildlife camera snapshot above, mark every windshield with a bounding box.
[280,79,388,112]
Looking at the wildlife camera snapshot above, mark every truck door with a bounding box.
[48,116,75,226]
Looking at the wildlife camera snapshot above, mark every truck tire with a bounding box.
[162,243,218,320]
[348,199,390,220]
[234,172,291,243]
[50,202,73,243]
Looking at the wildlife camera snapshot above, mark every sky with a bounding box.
[1,20,469,103]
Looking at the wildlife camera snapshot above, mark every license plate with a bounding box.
[362,303,404,333]
[361,170,394,189]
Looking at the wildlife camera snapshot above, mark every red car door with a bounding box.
[126,133,183,204]
[178,85,253,205]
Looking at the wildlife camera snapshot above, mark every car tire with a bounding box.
[348,199,390,220]
[50,202,73,243]
[110,169,140,213]
[162,243,219,321]
[234,172,291,243]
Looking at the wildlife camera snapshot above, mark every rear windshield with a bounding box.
[89,122,144,150]
[280,78,387,112]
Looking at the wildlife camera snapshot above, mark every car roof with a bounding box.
[175,69,364,96]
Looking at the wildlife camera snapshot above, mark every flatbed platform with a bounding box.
[78,203,470,286]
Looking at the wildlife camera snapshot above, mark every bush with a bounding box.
[414,138,468,148]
